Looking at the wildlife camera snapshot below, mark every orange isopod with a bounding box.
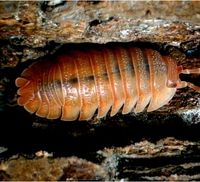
[15,46,200,121]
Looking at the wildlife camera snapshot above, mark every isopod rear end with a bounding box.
[16,60,63,120]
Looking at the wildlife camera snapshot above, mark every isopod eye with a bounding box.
[167,80,177,88]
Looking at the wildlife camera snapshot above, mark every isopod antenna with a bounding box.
[177,67,200,92]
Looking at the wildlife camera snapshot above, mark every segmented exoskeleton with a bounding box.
[15,46,200,121]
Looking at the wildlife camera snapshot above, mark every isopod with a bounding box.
[15,46,200,121]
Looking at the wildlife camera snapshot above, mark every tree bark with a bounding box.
[0,1,200,181]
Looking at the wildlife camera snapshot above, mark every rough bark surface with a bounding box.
[0,1,200,181]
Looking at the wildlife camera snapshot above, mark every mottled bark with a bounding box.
[0,1,200,181]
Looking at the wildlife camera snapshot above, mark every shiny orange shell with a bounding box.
[15,46,199,121]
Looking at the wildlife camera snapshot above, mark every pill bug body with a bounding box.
[15,46,200,121]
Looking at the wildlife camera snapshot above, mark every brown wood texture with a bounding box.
[0,1,200,64]
[0,1,200,181]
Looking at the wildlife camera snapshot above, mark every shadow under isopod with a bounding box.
[0,103,200,161]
